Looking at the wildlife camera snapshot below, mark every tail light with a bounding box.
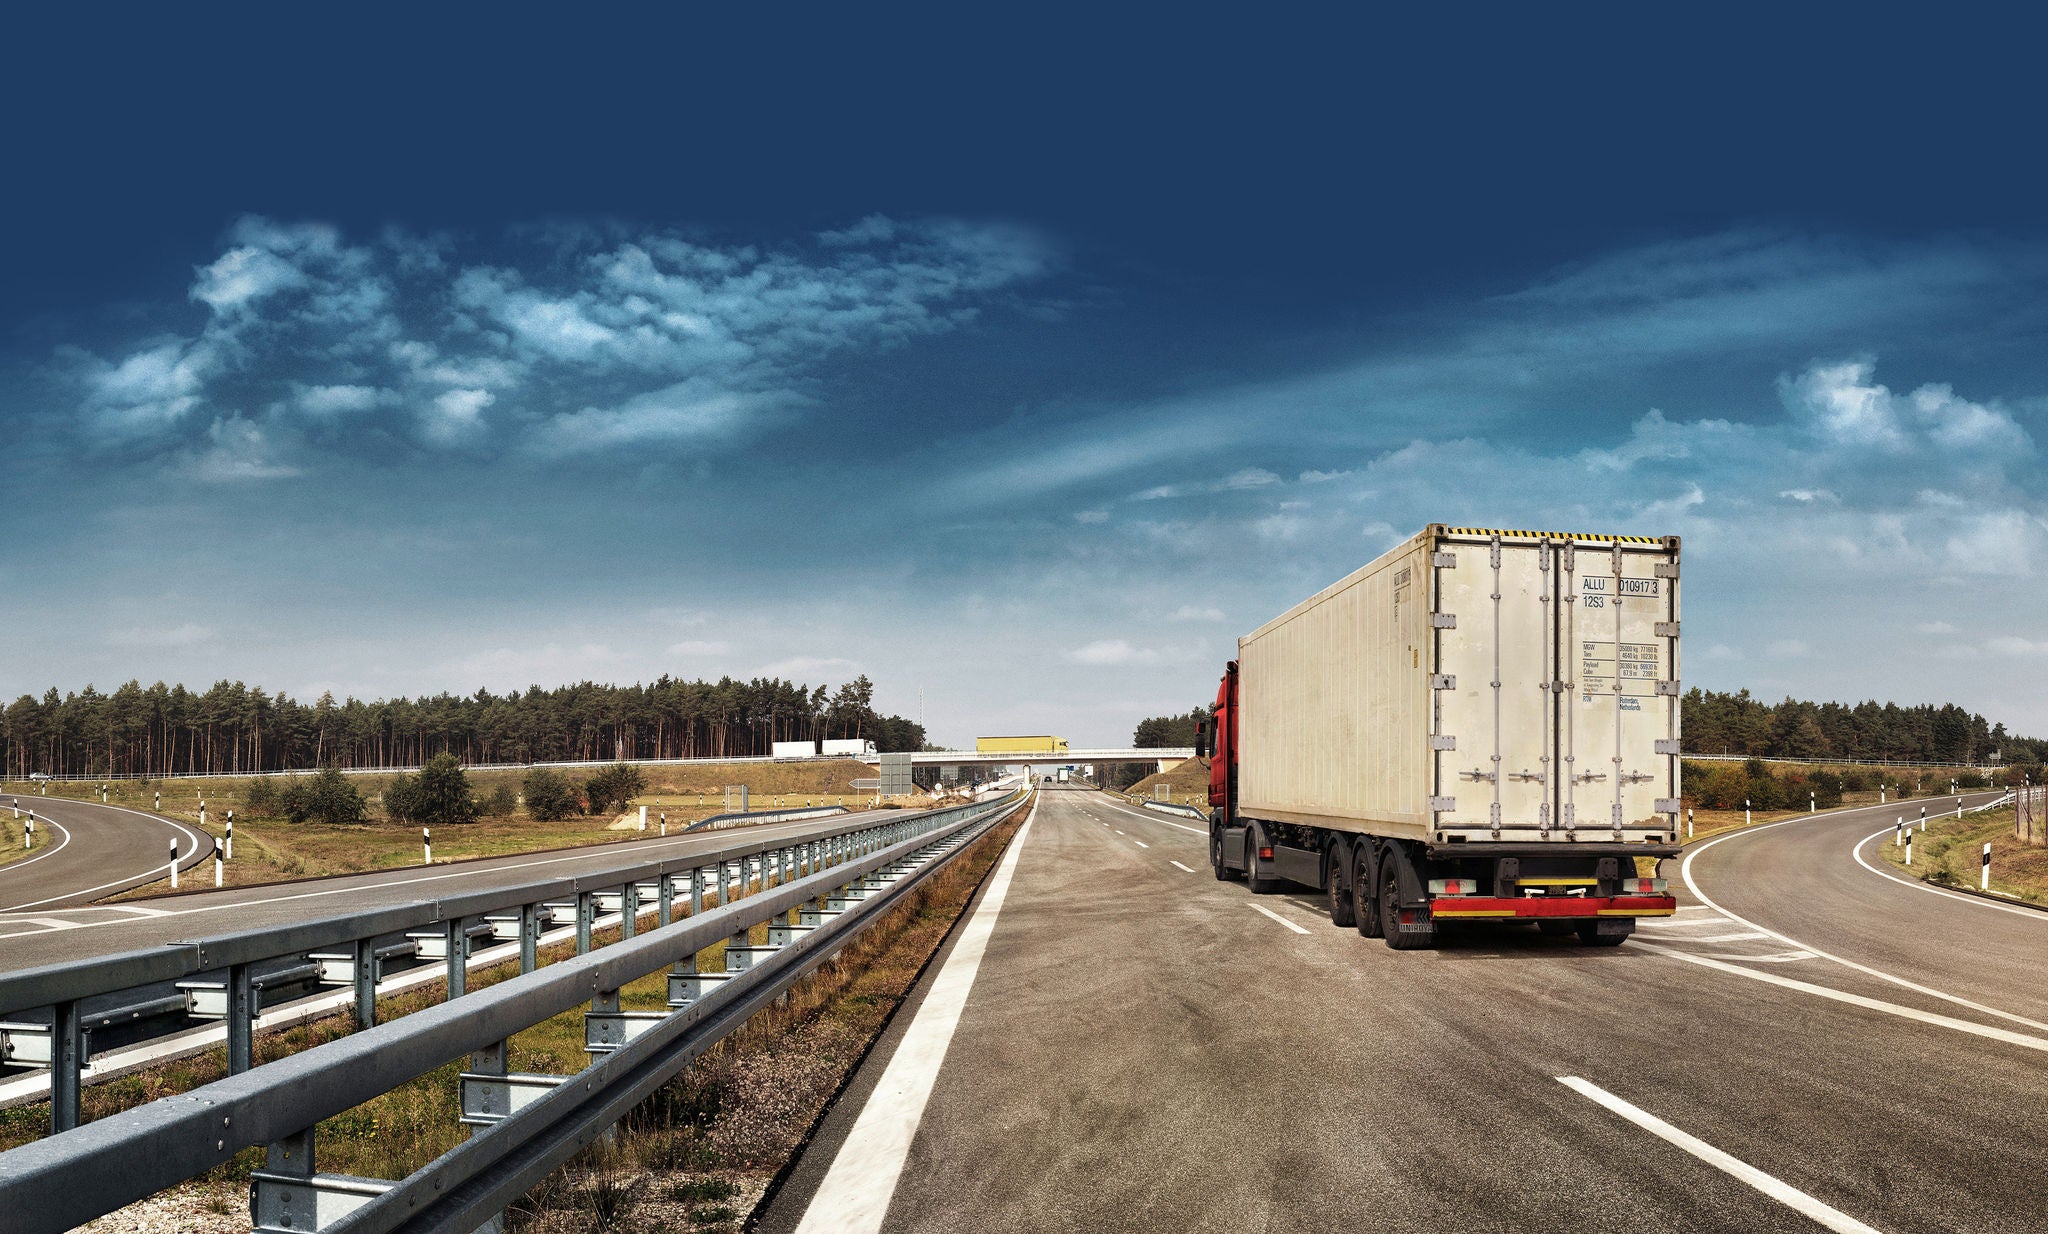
[1258,847,1274,860]
[1427,878,1478,896]
[1619,877,1668,894]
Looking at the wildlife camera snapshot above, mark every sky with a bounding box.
[3,8,2046,746]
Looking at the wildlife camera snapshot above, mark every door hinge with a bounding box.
[1654,563,1680,578]
[1431,552,1457,568]
[1429,735,1457,751]
[1431,613,1458,629]
[1654,622,1679,637]
[1655,680,1681,696]
[1654,738,1682,755]
[1654,798,1683,813]
[1430,673,1457,690]
[1428,796,1456,812]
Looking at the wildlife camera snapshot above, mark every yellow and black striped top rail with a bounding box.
[1442,527,1667,545]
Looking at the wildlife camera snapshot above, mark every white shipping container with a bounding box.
[771,740,818,760]
[1236,524,1681,845]
[821,739,877,757]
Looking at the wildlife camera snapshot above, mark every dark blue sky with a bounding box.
[5,8,2046,744]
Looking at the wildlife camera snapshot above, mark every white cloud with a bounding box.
[1066,639,1161,666]
[1767,640,1811,659]
[1699,643,1744,661]
[108,623,215,647]
[530,384,765,455]
[181,418,301,482]
[1222,468,1280,490]
[296,384,386,415]
[1779,488,1838,503]
[1915,621,1959,636]
[1987,636,2048,656]
[454,643,629,688]
[1300,468,1354,483]
[192,244,308,311]
[1073,509,1109,524]
[754,656,860,679]
[1130,485,1181,501]
[427,388,494,443]
[1170,605,1225,622]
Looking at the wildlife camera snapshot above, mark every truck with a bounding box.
[821,738,877,757]
[770,740,818,760]
[1197,525,1682,949]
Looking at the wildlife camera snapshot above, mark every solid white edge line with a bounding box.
[0,815,73,880]
[1680,799,2048,1033]
[792,792,1037,1234]
[1092,795,1205,834]
[1133,840,1148,848]
[1,800,213,911]
[1169,860,1195,873]
[1850,826,2048,920]
[1557,1076,1885,1234]
[1634,942,2048,1052]
[1248,903,1311,935]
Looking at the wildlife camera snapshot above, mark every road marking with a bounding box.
[1,801,214,911]
[1093,796,1206,834]
[793,794,1038,1234]
[1636,943,2048,1052]
[1670,931,1770,943]
[1681,804,2048,1035]
[1557,1076,1884,1234]
[1169,861,1195,873]
[1248,903,1311,935]
[1133,840,1148,848]
[1640,916,1732,929]
[1114,830,1124,835]
[1701,950,1816,963]
[0,814,72,882]
[1851,827,2048,920]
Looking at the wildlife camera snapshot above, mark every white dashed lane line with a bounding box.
[1249,903,1311,935]
[1169,861,1195,873]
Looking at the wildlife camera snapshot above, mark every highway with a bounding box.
[764,785,2041,1234]
[0,805,905,973]
[0,795,213,915]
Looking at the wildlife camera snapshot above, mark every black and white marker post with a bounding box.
[169,838,179,889]
[423,827,431,865]
[225,810,233,860]
[1982,842,1992,891]
[214,836,223,888]
[1920,805,1927,832]
[23,814,32,850]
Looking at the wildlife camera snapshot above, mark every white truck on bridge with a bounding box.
[1200,524,1682,948]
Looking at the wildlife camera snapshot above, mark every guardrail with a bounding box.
[685,804,849,832]
[0,794,1015,1136]
[1141,800,1208,821]
[0,788,1029,1234]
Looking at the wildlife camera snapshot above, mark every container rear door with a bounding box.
[1561,539,1680,836]
[1431,533,1558,835]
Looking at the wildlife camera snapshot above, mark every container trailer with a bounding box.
[1197,525,1682,948]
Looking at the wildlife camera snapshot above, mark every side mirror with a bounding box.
[1193,722,1209,759]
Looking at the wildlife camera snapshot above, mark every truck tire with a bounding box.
[1537,920,1575,938]
[1381,865,1437,950]
[1354,847,1381,938]
[1244,827,1281,895]
[1326,839,1356,927]
[1576,922,1628,947]
[1210,825,1239,881]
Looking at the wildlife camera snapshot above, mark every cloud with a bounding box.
[754,656,860,679]
[50,214,1049,468]
[1767,640,1811,659]
[667,640,734,656]
[108,623,215,647]
[1073,509,1109,524]
[1222,468,1280,490]
[1779,488,1838,503]
[1987,636,2048,656]
[1170,605,1225,622]
[1915,621,1959,636]
[1066,639,1162,666]
[180,418,301,481]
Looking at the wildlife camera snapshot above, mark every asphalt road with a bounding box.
[762,785,2042,1234]
[0,805,909,972]
[0,795,213,915]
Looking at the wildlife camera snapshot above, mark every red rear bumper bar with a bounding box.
[1427,895,1677,919]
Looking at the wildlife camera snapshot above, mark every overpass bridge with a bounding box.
[873,747,1196,770]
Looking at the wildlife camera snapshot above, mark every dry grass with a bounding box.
[1123,757,1208,809]
[14,800,1029,1234]
[40,761,873,897]
[1869,806,2048,905]
[0,811,33,871]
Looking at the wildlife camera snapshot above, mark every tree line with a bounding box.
[1120,689,2041,772]
[1,674,926,778]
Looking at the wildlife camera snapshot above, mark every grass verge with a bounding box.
[1868,806,2048,906]
[12,799,1029,1234]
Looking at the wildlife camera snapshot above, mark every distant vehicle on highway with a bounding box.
[821,739,877,757]
[771,740,819,760]
[27,773,51,784]
[1200,524,1682,949]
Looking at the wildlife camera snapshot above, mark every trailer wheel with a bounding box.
[1326,840,1356,927]
[1381,864,1436,950]
[1354,846,1381,938]
[1576,921,1628,947]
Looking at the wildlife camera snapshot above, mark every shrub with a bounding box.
[523,768,581,822]
[383,754,478,825]
[244,777,283,818]
[281,767,366,825]
[483,783,518,817]
[584,764,647,816]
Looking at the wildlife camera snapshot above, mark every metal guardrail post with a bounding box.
[690,866,705,915]
[519,904,540,974]
[657,875,674,927]
[50,1000,81,1132]
[575,893,593,955]
[445,919,468,999]
[227,964,254,1074]
[353,938,378,1028]
[619,883,638,941]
